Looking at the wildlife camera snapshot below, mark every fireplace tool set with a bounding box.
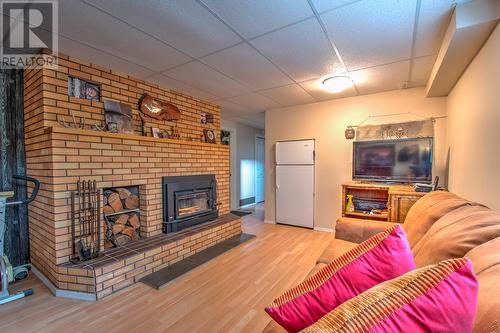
[71,180,101,262]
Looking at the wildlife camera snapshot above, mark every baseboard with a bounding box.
[314,226,334,233]
[264,219,275,224]
[239,197,255,207]
[31,266,96,301]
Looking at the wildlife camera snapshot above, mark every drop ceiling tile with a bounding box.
[351,60,410,95]
[202,0,314,39]
[298,78,357,101]
[311,0,362,13]
[147,74,218,102]
[201,43,292,90]
[259,84,316,106]
[251,18,344,82]
[414,0,471,57]
[216,99,252,113]
[221,109,265,129]
[59,0,190,71]
[410,54,437,87]
[227,92,281,111]
[84,0,242,58]
[164,61,251,99]
[320,0,416,70]
[59,36,155,79]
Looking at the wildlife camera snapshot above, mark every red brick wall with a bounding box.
[23,54,229,289]
[32,53,220,139]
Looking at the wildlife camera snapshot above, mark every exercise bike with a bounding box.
[0,175,40,305]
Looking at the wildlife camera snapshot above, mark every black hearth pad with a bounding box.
[140,233,255,289]
[230,210,252,217]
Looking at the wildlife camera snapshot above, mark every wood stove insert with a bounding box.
[163,175,218,233]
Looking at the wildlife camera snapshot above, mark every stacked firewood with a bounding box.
[103,188,140,247]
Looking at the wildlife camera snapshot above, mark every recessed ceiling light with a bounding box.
[318,75,353,93]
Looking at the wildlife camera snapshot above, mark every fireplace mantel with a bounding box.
[45,126,225,149]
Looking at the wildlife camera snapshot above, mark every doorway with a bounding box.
[255,136,265,203]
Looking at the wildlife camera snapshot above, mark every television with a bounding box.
[353,138,432,183]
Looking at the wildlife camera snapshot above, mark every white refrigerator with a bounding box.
[275,139,315,228]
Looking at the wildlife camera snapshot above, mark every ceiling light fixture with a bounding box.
[319,75,353,93]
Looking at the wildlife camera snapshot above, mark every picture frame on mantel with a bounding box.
[203,129,216,143]
[103,100,133,134]
[151,127,161,138]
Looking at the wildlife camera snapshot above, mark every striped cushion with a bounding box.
[301,258,478,333]
[265,225,415,332]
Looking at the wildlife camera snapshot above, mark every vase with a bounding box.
[346,194,355,212]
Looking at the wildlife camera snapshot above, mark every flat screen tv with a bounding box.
[353,138,432,183]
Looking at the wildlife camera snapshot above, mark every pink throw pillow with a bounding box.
[301,258,478,333]
[265,225,415,332]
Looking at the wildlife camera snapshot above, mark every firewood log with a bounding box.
[121,226,136,238]
[103,189,114,198]
[116,188,132,200]
[108,192,123,212]
[128,214,140,228]
[103,205,114,215]
[131,230,140,240]
[124,194,139,209]
[114,214,129,225]
[112,223,125,235]
[113,234,131,246]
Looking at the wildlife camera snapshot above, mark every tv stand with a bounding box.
[341,182,426,224]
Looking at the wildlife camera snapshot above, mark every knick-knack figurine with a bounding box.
[346,194,355,212]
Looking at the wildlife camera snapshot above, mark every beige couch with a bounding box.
[263,191,500,333]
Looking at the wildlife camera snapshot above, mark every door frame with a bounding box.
[254,134,265,204]
[221,126,238,210]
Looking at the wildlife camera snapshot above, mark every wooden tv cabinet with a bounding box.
[341,182,426,224]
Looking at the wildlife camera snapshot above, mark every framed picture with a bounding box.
[68,76,101,101]
[201,112,214,124]
[220,130,230,145]
[103,100,133,134]
[203,129,216,143]
[151,127,161,138]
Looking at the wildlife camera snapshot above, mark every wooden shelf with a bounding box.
[45,126,228,149]
[345,211,388,220]
[342,182,426,223]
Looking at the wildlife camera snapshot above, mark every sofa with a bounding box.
[263,191,500,333]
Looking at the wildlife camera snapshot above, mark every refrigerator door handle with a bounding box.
[275,173,279,190]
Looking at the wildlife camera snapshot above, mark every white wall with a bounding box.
[265,87,447,229]
[447,24,500,210]
[221,119,265,208]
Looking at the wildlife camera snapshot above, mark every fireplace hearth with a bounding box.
[163,175,218,233]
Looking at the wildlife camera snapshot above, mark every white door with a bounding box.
[276,140,314,165]
[255,136,265,203]
[276,165,314,228]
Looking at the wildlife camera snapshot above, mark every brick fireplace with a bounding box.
[23,53,238,299]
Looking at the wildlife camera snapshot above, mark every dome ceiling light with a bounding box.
[318,75,353,93]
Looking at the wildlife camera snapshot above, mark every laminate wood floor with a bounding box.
[0,205,332,333]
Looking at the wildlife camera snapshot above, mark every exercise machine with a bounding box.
[0,175,40,305]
